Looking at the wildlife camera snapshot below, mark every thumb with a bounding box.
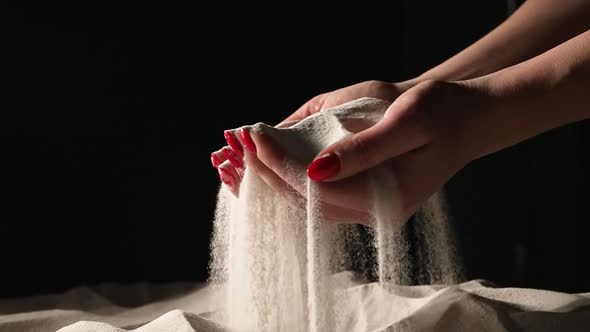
[278,95,325,127]
[307,113,428,182]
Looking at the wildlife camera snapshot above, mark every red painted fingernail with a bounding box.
[224,131,244,156]
[240,128,257,154]
[222,147,244,169]
[211,152,223,168]
[307,153,340,182]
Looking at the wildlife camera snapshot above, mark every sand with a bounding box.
[209,98,462,330]
[1,98,589,331]
[1,276,590,331]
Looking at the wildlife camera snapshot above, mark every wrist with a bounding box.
[457,57,587,161]
[445,80,501,162]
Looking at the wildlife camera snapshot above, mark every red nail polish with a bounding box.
[211,152,223,168]
[307,153,340,182]
[222,147,244,169]
[240,128,257,154]
[224,131,244,156]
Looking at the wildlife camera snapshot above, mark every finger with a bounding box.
[224,130,244,157]
[307,101,429,182]
[248,129,308,192]
[246,148,371,223]
[211,147,229,168]
[222,146,245,176]
[277,95,324,126]
[218,160,240,196]
[314,173,372,212]
[243,128,375,224]
[239,127,257,154]
[248,129,374,223]
[244,151,305,210]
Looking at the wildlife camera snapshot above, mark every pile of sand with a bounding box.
[1,275,589,331]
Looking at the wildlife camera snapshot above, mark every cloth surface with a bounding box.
[1,276,590,331]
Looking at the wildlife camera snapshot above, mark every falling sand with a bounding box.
[4,98,590,332]
[209,98,463,331]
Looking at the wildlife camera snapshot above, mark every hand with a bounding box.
[303,80,481,222]
[238,80,484,225]
[279,80,412,126]
[213,29,590,225]
[210,80,412,197]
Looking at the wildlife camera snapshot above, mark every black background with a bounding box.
[3,0,589,298]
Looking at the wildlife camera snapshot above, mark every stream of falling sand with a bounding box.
[209,98,462,331]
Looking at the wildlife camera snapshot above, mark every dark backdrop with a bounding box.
[3,0,589,298]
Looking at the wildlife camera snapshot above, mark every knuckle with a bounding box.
[308,94,325,114]
[294,95,322,119]
[416,79,443,91]
[365,79,385,87]
[349,134,375,168]
[365,80,396,100]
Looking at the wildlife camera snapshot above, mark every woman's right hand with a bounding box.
[237,80,483,225]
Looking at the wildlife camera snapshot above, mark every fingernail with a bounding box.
[240,128,256,154]
[211,152,223,168]
[307,153,340,182]
[224,131,244,156]
[222,147,244,169]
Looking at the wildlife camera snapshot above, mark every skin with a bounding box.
[212,0,590,225]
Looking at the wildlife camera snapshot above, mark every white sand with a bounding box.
[1,276,589,331]
[2,98,589,331]
[210,98,462,330]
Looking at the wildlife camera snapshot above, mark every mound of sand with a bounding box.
[1,275,589,331]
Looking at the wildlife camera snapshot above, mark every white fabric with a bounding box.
[1,276,589,331]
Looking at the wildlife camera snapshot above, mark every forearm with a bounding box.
[463,29,590,159]
[409,0,590,84]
